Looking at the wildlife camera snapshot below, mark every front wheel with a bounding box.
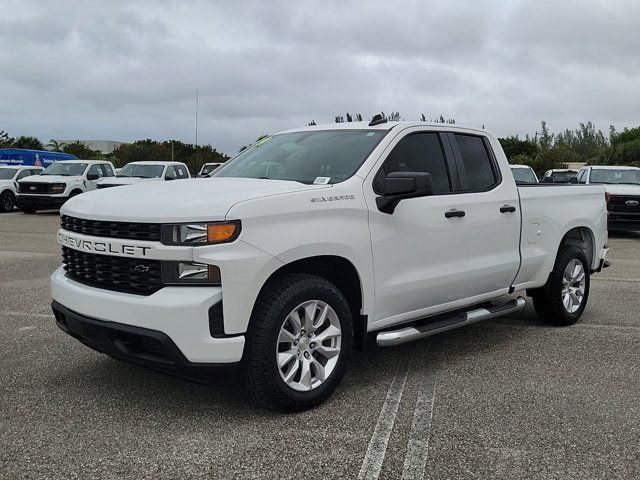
[532,245,590,326]
[0,191,15,212]
[242,273,352,412]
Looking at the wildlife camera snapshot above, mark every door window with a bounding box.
[454,134,499,191]
[374,133,451,194]
[87,164,104,178]
[165,166,177,180]
[100,164,114,177]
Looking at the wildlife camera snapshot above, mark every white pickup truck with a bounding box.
[50,120,609,411]
[97,161,191,188]
[16,160,115,213]
[0,165,44,212]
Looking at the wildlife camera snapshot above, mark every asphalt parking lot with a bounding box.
[0,211,638,479]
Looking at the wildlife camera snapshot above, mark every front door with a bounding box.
[366,129,469,330]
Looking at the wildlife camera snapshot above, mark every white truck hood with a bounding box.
[62,177,329,222]
[98,177,161,186]
[18,174,79,183]
[602,184,640,196]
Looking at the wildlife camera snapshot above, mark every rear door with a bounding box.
[447,133,521,299]
[366,128,469,328]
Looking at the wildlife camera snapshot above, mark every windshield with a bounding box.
[117,164,165,178]
[0,168,17,180]
[511,167,538,184]
[213,130,388,184]
[550,171,577,183]
[201,164,221,175]
[42,162,88,176]
[590,169,640,185]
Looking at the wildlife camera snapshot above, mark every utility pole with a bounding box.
[195,89,199,165]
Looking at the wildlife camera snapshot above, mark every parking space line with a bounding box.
[1,311,54,319]
[591,277,640,284]
[358,352,414,480]
[401,369,438,480]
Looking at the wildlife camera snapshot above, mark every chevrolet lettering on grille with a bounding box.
[57,231,151,257]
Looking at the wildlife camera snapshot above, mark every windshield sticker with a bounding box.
[313,177,331,185]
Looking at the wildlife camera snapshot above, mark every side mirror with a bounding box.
[165,175,176,181]
[568,177,578,184]
[542,177,553,183]
[376,172,434,214]
[86,173,99,181]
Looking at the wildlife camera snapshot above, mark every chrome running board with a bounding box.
[376,297,526,347]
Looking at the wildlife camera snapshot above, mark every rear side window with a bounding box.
[176,165,189,179]
[375,133,451,194]
[454,134,498,191]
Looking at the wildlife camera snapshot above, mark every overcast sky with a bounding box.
[1,0,639,155]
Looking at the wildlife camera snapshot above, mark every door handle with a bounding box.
[445,209,465,218]
[500,205,516,213]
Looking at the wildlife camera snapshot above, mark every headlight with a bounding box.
[161,221,240,246]
[162,262,221,285]
[50,183,66,193]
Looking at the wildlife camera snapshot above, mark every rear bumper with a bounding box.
[16,194,68,210]
[52,300,239,380]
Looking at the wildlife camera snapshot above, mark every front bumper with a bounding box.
[50,266,245,364]
[52,300,239,380]
[16,194,68,210]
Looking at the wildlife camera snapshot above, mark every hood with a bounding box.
[18,174,79,183]
[62,177,330,222]
[603,184,640,196]
[98,176,161,186]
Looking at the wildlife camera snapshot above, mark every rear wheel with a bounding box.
[0,191,15,213]
[242,273,352,412]
[532,245,590,326]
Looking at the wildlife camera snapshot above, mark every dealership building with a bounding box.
[56,140,125,154]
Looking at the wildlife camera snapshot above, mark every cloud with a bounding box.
[1,0,638,154]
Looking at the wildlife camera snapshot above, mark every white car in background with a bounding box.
[542,169,578,183]
[0,165,44,212]
[97,161,191,189]
[510,164,539,184]
[16,160,115,213]
[576,165,640,231]
[197,162,223,178]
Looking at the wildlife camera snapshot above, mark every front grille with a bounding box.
[609,195,640,213]
[61,215,161,242]
[62,246,163,295]
[20,182,52,194]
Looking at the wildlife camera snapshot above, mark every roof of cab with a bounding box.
[125,161,187,165]
[589,165,640,170]
[277,120,489,136]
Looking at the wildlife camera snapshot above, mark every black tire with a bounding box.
[242,273,353,412]
[69,190,82,198]
[21,208,37,214]
[532,245,590,326]
[0,191,15,213]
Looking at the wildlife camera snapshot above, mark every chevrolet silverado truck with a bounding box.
[97,161,191,188]
[16,159,115,213]
[50,119,609,411]
[576,165,640,231]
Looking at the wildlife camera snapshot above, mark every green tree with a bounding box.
[63,141,103,159]
[602,126,640,167]
[0,130,14,148]
[47,139,68,152]
[499,136,539,160]
[112,139,228,174]
[12,136,44,150]
[529,146,579,176]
